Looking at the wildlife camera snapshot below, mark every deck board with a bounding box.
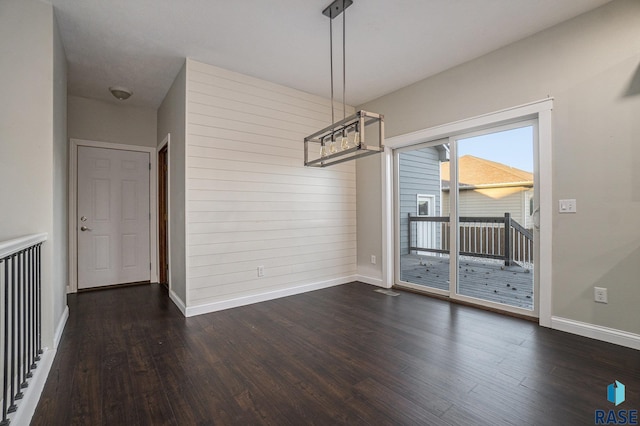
[400,254,533,309]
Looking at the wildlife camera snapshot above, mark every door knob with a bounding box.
[80,226,92,232]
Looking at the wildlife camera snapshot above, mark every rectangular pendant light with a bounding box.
[304,110,384,167]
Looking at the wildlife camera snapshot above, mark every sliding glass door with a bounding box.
[396,122,538,317]
[453,125,535,311]
[397,140,450,294]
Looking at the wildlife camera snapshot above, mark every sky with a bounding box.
[457,125,533,172]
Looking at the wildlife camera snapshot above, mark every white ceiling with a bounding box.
[51,0,613,109]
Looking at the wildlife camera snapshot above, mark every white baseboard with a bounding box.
[6,347,56,426]
[185,275,357,317]
[54,305,69,349]
[356,274,388,288]
[551,316,640,350]
[169,289,187,316]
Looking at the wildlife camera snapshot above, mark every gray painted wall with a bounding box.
[53,8,68,337]
[157,62,187,305]
[358,0,640,334]
[0,0,67,348]
[356,155,383,279]
[68,95,157,147]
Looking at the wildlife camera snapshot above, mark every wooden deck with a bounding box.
[400,254,534,309]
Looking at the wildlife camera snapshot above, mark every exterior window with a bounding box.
[417,194,433,216]
[529,196,534,216]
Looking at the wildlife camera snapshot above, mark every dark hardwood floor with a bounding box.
[32,282,639,425]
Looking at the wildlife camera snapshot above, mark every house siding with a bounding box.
[442,187,533,228]
[184,60,356,307]
[398,147,442,255]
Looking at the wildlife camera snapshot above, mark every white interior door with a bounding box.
[77,146,150,289]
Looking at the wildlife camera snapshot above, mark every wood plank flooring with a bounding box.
[32,282,640,425]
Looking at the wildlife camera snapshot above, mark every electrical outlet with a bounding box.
[370,255,376,264]
[257,265,264,277]
[594,287,608,304]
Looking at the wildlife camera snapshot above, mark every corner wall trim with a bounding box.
[54,305,69,349]
[169,289,187,316]
[184,276,356,317]
[356,274,386,288]
[551,316,640,350]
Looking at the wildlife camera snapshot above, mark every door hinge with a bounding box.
[149,162,151,170]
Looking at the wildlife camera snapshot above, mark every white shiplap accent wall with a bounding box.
[185,59,356,309]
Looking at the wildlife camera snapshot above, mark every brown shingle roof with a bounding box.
[441,155,533,187]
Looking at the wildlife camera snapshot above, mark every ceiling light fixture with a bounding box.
[109,86,133,101]
[304,0,384,168]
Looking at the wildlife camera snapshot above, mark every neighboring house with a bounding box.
[398,145,447,255]
[400,153,533,256]
[441,155,534,229]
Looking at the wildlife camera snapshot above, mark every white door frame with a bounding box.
[382,98,553,327]
[68,138,158,293]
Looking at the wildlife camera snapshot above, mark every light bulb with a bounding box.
[341,134,349,150]
[329,139,337,154]
[352,131,360,146]
[320,145,327,157]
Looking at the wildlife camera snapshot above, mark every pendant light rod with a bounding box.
[343,1,346,121]
[324,0,352,126]
[329,15,334,126]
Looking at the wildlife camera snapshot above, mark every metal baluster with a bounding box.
[31,246,36,369]
[36,245,42,358]
[20,250,28,390]
[1,256,9,425]
[14,251,23,401]
[8,254,18,412]
[26,248,31,376]
[26,248,33,377]
[30,247,37,371]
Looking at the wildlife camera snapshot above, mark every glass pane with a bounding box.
[456,126,534,309]
[399,143,450,291]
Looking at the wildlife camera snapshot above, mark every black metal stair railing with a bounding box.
[0,236,44,426]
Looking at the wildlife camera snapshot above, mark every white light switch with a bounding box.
[558,199,577,213]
